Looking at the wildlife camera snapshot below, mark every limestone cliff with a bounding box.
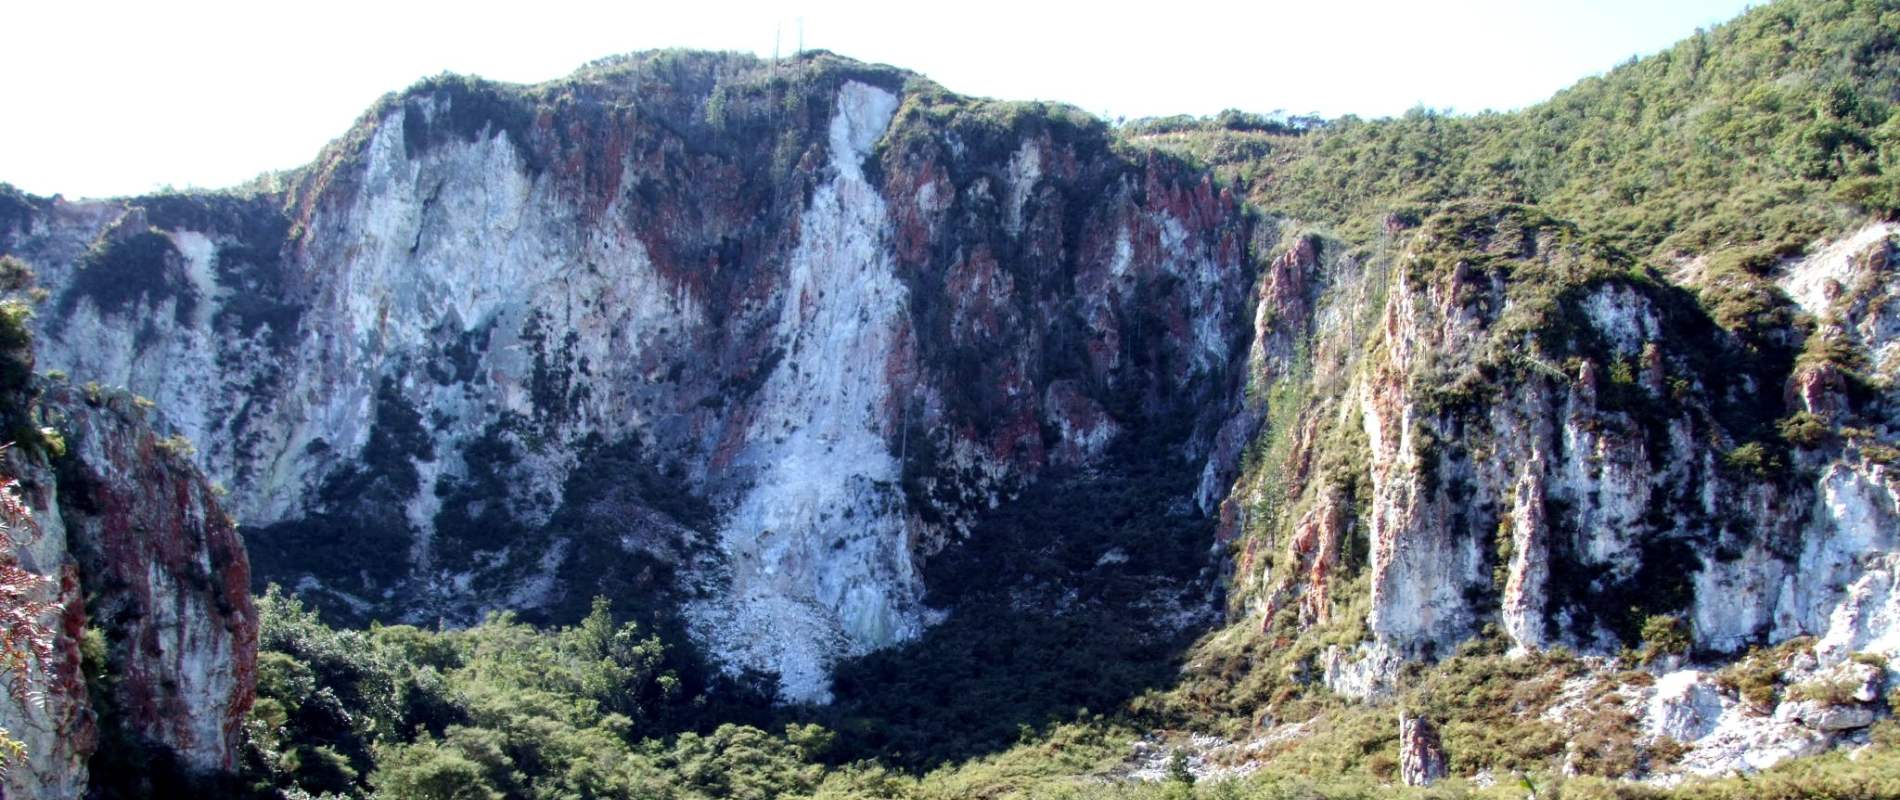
[2,52,1252,701]
[0,384,255,798]
[1218,205,1900,771]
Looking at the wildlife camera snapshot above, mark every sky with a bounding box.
[3,0,1759,200]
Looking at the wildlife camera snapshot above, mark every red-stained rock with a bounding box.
[12,55,1260,697]
[1399,714,1449,786]
[1791,362,1847,419]
[1290,488,1347,627]
[1042,380,1120,468]
[0,385,256,798]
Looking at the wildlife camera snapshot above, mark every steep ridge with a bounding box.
[0,52,1253,701]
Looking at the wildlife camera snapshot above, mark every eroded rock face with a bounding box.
[1768,222,1900,663]
[1226,208,1900,732]
[1639,657,1887,777]
[1398,714,1448,787]
[0,385,255,798]
[681,81,916,699]
[3,53,1254,700]
[51,386,257,770]
[1453,224,1893,660]
[0,468,90,800]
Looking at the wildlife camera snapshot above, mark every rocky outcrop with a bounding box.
[0,384,255,798]
[52,385,257,770]
[1640,652,1887,777]
[1767,221,1900,663]
[1226,207,1900,724]
[2,52,1253,700]
[1398,713,1448,787]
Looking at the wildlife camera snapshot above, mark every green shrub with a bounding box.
[1649,736,1689,768]
[1776,412,1831,447]
[1850,652,1889,670]
[155,433,197,459]
[1722,441,1784,478]
[1714,638,1814,710]
[1568,698,1643,778]
[1787,676,1863,706]
[1638,616,1692,664]
[369,737,503,800]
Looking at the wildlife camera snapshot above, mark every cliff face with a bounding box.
[4,47,1897,755]
[0,385,255,798]
[2,53,1253,701]
[1223,207,1900,717]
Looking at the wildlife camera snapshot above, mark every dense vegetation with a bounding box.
[215,418,1225,798]
[231,590,733,799]
[215,591,1900,800]
[1139,0,1900,260]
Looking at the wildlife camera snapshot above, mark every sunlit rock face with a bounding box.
[3,53,1255,700]
[1221,207,1900,728]
[1767,222,1900,662]
[683,82,917,701]
[0,386,255,799]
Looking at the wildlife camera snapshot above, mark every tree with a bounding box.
[369,738,503,800]
[1167,748,1196,785]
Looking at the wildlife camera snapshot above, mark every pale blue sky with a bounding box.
[3,0,1758,199]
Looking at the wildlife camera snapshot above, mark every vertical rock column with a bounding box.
[1399,713,1448,787]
